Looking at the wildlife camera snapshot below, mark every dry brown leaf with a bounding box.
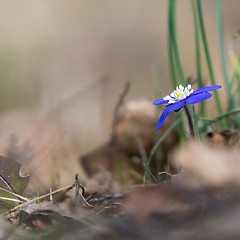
[81,99,179,186]
[122,185,197,224]
[172,141,240,189]
[114,99,157,153]
[114,99,179,158]
[205,129,239,148]
[84,169,122,195]
[7,181,96,229]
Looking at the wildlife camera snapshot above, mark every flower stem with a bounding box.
[184,104,197,138]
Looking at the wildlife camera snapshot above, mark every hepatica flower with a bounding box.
[153,84,222,131]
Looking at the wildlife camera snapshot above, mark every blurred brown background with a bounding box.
[0,0,239,189]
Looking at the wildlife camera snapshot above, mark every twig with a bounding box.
[75,174,80,204]
[73,174,93,208]
[7,184,74,213]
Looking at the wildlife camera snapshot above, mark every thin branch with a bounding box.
[7,184,74,213]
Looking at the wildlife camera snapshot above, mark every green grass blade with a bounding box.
[169,40,178,87]
[168,0,186,143]
[168,1,178,87]
[230,34,240,126]
[169,0,187,86]
[0,187,28,201]
[0,197,23,203]
[196,0,224,117]
[200,107,240,130]
[143,119,180,183]
[215,0,234,110]
[191,0,205,117]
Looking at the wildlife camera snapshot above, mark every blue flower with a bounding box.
[153,84,222,131]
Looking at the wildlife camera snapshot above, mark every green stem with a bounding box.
[191,0,205,117]
[215,0,234,110]
[169,0,187,85]
[143,119,180,183]
[196,0,223,116]
[168,0,185,143]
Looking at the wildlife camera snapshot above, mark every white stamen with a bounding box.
[163,84,194,104]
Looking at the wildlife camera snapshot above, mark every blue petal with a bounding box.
[156,100,185,131]
[191,85,221,96]
[186,92,212,104]
[153,98,168,105]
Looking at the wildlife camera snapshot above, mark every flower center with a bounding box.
[175,90,183,100]
[163,84,194,104]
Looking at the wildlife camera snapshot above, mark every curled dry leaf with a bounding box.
[114,99,179,157]
[113,99,157,154]
[172,141,240,189]
[81,99,179,188]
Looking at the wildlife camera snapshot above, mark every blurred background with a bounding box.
[0,0,239,190]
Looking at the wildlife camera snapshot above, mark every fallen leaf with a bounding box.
[205,129,238,148]
[80,99,179,186]
[0,156,29,210]
[122,185,197,224]
[172,141,240,189]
